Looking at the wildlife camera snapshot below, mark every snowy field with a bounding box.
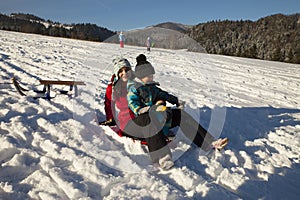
[0,30,299,199]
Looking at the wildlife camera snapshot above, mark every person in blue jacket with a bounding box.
[125,60,228,170]
[119,31,125,48]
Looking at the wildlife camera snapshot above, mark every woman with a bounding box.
[105,56,175,169]
[110,57,135,132]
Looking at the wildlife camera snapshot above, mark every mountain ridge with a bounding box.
[0,12,299,63]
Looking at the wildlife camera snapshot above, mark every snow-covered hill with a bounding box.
[105,27,206,52]
[0,30,299,199]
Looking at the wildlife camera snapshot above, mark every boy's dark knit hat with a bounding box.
[134,60,155,78]
[136,54,147,66]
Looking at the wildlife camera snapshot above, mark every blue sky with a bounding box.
[0,0,299,31]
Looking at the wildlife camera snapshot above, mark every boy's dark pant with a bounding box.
[171,109,214,148]
[123,111,170,163]
[123,108,214,163]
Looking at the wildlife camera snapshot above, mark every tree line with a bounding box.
[0,13,115,42]
[187,14,300,64]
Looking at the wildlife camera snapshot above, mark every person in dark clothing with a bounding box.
[125,59,228,169]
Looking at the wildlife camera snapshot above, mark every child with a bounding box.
[125,60,228,170]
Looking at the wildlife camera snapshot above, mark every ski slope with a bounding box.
[0,30,299,199]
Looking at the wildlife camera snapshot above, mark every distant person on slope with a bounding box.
[119,31,125,48]
[146,36,151,52]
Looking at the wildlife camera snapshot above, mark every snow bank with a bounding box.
[0,30,299,199]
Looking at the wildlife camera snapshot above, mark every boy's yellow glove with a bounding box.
[155,105,167,112]
[138,105,167,115]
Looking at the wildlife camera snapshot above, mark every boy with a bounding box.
[126,60,228,170]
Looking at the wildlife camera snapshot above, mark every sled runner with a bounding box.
[11,77,85,100]
[12,77,28,96]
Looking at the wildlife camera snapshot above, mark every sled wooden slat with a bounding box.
[39,80,86,85]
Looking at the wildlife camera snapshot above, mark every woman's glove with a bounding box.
[99,118,116,126]
[138,106,150,115]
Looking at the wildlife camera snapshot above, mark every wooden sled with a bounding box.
[11,77,85,100]
[39,80,85,100]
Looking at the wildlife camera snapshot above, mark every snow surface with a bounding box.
[0,30,300,199]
